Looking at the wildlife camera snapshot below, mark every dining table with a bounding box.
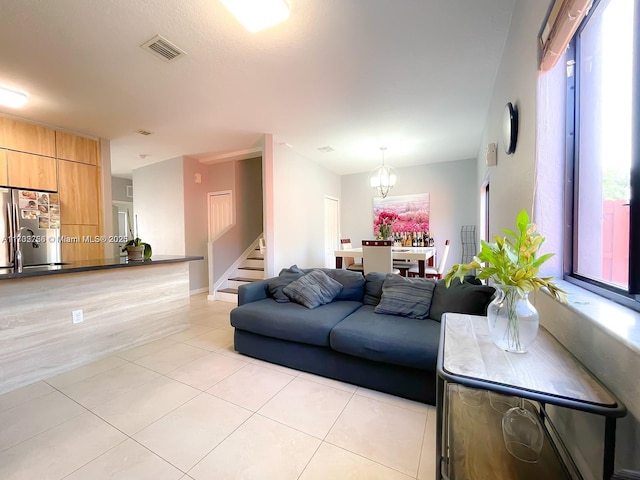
[334,246,436,277]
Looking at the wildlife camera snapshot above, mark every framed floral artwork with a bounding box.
[373,193,430,237]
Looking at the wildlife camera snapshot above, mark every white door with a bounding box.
[324,196,339,268]
[208,191,233,241]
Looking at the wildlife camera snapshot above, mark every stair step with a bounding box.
[238,266,264,271]
[229,276,260,282]
[218,287,238,294]
[247,256,263,261]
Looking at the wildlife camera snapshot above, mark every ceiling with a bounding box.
[0,0,516,178]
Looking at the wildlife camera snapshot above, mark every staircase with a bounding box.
[214,240,265,303]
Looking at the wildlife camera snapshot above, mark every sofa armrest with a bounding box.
[238,279,270,305]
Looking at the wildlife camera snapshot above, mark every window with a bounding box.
[566,0,640,308]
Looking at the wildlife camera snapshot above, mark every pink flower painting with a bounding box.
[373,193,430,237]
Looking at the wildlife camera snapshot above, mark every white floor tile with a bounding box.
[418,407,437,480]
[117,338,178,361]
[167,324,214,342]
[300,442,414,480]
[207,363,294,411]
[213,343,254,362]
[326,394,427,477]
[0,381,54,413]
[298,371,358,394]
[190,312,234,331]
[258,377,352,439]
[0,390,86,452]
[182,329,234,351]
[135,393,251,472]
[45,356,128,389]
[166,352,247,391]
[188,414,320,480]
[92,376,200,435]
[355,386,433,414]
[57,363,159,409]
[134,343,210,374]
[0,412,126,480]
[64,438,183,480]
[250,357,302,376]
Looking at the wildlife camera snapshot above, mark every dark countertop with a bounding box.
[0,255,204,281]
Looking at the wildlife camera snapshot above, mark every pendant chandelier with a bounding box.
[368,147,397,198]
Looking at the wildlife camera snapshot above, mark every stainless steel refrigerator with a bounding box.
[0,187,61,268]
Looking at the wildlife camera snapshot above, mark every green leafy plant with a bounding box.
[121,210,152,260]
[444,210,566,301]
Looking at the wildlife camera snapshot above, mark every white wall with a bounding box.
[207,157,263,283]
[272,143,341,272]
[340,159,478,270]
[480,0,640,476]
[183,157,210,292]
[111,176,132,203]
[476,0,543,236]
[132,157,186,256]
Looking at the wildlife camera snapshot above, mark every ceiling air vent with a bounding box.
[317,146,335,153]
[136,129,153,136]
[141,35,186,63]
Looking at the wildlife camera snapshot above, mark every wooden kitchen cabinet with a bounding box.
[6,150,57,191]
[60,225,103,262]
[0,150,7,187]
[0,117,56,157]
[58,159,99,225]
[55,131,99,165]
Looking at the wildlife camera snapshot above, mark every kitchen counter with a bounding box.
[0,255,203,280]
[0,256,201,394]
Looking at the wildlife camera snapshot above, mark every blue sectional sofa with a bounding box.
[230,268,494,405]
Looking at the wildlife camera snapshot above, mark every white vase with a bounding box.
[487,285,539,353]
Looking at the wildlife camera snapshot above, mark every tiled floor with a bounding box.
[0,294,436,480]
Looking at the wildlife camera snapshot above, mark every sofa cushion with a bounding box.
[330,305,440,369]
[284,270,343,309]
[374,274,437,319]
[363,272,387,306]
[428,277,495,321]
[268,265,305,303]
[322,269,365,301]
[231,298,362,346]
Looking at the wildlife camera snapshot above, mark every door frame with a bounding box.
[324,195,340,268]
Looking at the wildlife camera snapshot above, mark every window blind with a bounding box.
[539,0,593,71]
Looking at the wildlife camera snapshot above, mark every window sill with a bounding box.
[542,279,640,355]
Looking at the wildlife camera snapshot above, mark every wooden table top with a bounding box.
[439,313,625,415]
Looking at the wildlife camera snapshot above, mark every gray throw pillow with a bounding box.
[374,274,437,319]
[363,272,387,306]
[428,277,496,321]
[283,269,343,309]
[267,265,305,303]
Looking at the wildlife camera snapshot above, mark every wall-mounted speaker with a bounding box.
[486,142,497,166]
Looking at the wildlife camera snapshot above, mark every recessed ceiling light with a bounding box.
[220,0,290,32]
[0,86,29,108]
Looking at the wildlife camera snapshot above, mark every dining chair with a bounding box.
[362,240,400,275]
[340,238,364,272]
[409,239,451,279]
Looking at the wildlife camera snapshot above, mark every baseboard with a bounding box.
[190,287,208,295]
